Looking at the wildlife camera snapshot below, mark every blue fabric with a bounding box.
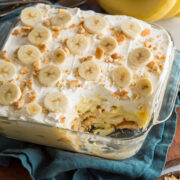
[0,2,179,180]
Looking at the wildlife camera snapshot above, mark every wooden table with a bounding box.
[0,0,179,179]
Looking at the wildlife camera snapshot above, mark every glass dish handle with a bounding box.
[0,18,19,50]
[155,50,180,124]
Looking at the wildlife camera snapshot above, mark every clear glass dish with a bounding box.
[0,5,179,160]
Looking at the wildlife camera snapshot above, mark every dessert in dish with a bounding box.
[0,4,172,136]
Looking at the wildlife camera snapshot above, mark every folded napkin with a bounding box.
[0,2,179,180]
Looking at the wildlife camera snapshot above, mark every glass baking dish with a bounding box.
[0,5,179,160]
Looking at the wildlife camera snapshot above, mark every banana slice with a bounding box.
[18,45,41,65]
[26,103,42,116]
[128,47,151,66]
[51,12,72,27]
[44,92,68,113]
[120,20,141,39]
[20,7,42,26]
[53,48,66,64]
[0,60,16,81]
[38,65,61,86]
[0,83,21,105]
[78,60,100,81]
[66,34,89,55]
[100,36,117,54]
[136,79,153,96]
[28,26,50,46]
[83,16,108,34]
[112,66,131,88]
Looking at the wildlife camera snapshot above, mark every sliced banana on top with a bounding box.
[26,103,42,116]
[28,26,50,46]
[128,47,151,66]
[51,12,72,27]
[112,66,132,88]
[18,45,41,65]
[38,65,61,86]
[0,83,21,105]
[83,16,108,34]
[0,60,16,81]
[78,60,100,81]
[20,7,42,26]
[120,20,141,39]
[44,92,68,113]
[136,79,153,96]
[100,36,117,54]
[66,34,89,55]
[53,48,66,64]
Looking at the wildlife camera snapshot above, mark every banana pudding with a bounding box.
[0,4,172,136]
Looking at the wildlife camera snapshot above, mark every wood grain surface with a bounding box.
[0,0,179,179]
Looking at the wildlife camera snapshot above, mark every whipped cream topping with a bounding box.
[0,4,173,129]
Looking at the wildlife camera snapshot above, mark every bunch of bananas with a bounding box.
[98,0,180,22]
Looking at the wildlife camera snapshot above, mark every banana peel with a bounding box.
[98,0,177,22]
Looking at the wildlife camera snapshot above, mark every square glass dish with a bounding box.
[0,4,179,160]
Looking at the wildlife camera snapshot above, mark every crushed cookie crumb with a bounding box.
[67,80,81,88]
[28,96,36,103]
[65,69,70,74]
[144,40,148,47]
[111,52,119,59]
[58,9,66,14]
[132,93,140,100]
[84,32,89,37]
[141,28,151,36]
[56,81,63,88]
[22,26,33,32]
[148,44,152,48]
[43,19,51,26]
[20,67,28,74]
[38,44,47,52]
[161,54,166,60]
[119,90,128,96]
[153,47,157,51]
[104,56,114,63]
[14,48,19,59]
[27,80,33,89]
[69,24,76,28]
[79,21,84,25]
[74,67,79,78]
[109,27,115,31]
[34,61,39,72]
[112,91,130,100]
[51,26,61,32]
[60,116,66,123]
[12,29,21,36]
[77,25,85,34]
[113,30,126,44]
[27,90,37,103]
[16,76,20,81]
[21,33,29,37]
[61,38,67,46]
[63,48,70,55]
[53,31,60,38]
[146,61,161,75]
[33,72,38,78]
[80,56,93,63]
[2,50,7,57]
[1,50,11,62]
[149,37,155,42]
[96,47,104,59]
[13,99,25,109]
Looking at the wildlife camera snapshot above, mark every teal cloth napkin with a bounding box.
[0,2,179,180]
